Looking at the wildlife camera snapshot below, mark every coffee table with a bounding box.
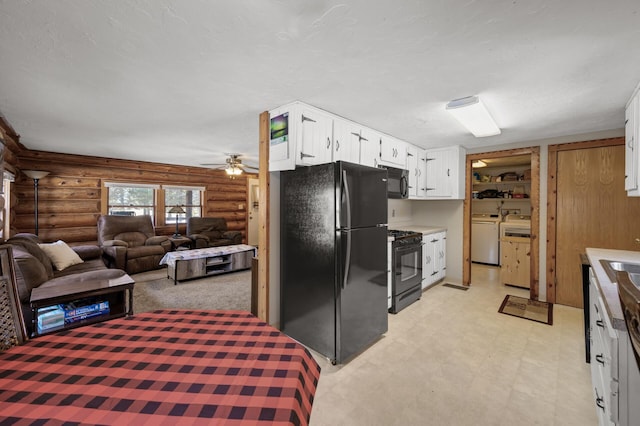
[160,244,256,284]
[30,272,135,337]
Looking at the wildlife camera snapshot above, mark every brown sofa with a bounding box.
[187,217,243,248]
[97,215,171,274]
[6,233,126,334]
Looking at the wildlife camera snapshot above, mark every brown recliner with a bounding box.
[97,215,171,274]
[187,217,242,249]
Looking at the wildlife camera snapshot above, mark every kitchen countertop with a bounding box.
[390,225,447,235]
[586,247,640,330]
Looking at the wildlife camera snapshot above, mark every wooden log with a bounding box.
[37,226,98,244]
[13,213,100,229]
[15,187,101,200]
[14,200,101,214]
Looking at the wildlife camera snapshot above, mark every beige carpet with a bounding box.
[131,267,251,314]
[498,294,553,325]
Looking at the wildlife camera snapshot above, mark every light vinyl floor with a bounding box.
[308,264,597,426]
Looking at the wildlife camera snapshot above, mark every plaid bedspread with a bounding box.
[0,310,321,425]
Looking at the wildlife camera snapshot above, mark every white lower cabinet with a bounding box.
[589,270,640,425]
[423,231,446,289]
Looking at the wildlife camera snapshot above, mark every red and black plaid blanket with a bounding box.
[0,310,321,425]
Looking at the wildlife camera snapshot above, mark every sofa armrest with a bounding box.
[103,239,129,248]
[189,233,210,249]
[223,230,243,245]
[145,236,171,253]
[72,245,103,261]
[101,245,127,270]
[146,236,169,246]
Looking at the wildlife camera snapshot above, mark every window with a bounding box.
[163,185,203,223]
[105,182,159,222]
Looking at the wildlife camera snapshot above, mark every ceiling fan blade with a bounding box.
[200,163,226,166]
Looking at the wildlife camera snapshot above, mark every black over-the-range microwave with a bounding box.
[378,165,409,199]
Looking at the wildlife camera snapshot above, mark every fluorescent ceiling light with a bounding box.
[472,160,487,168]
[446,96,501,137]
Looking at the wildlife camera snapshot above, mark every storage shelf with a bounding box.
[473,180,531,187]
[472,198,530,202]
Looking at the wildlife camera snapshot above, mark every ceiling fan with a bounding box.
[201,154,259,177]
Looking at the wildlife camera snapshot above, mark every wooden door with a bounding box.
[556,145,640,307]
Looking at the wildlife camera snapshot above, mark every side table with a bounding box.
[30,272,135,337]
[169,236,192,251]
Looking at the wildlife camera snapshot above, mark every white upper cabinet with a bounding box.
[298,106,333,166]
[268,102,333,171]
[424,146,466,199]
[379,134,407,168]
[333,118,364,164]
[626,88,639,195]
[359,128,381,168]
[406,145,427,199]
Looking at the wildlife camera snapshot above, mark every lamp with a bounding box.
[472,160,487,168]
[23,170,50,236]
[168,206,185,237]
[446,96,501,137]
[225,165,243,176]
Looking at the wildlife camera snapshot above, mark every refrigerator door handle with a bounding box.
[342,169,352,288]
[343,230,351,289]
[342,170,352,229]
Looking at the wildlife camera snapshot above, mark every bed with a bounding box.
[0,309,321,425]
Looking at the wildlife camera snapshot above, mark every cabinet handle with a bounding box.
[447,168,450,177]
[300,152,315,159]
[327,137,331,149]
[407,152,414,157]
[351,132,360,138]
[596,396,605,410]
[596,319,604,328]
[301,114,316,123]
[595,354,605,365]
[335,139,340,151]
[630,136,634,149]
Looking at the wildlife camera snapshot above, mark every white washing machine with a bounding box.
[471,214,501,265]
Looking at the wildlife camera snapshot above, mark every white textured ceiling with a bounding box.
[1,0,639,168]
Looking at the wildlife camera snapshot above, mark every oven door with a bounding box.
[393,243,423,295]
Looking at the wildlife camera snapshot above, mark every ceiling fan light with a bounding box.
[446,96,501,138]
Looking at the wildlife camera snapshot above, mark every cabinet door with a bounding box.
[425,149,450,197]
[333,118,361,164]
[417,149,428,198]
[437,231,446,281]
[425,146,465,199]
[379,135,407,167]
[626,94,638,193]
[500,239,530,288]
[406,145,419,198]
[359,128,380,168]
[298,107,333,166]
[422,235,435,288]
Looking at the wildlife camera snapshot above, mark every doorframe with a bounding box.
[463,146,541,299]
[545,137,623,304]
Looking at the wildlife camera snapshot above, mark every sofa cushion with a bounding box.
[53,258,108,278]
[38,240,84,271]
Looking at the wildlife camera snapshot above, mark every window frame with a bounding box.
[102,182,204,227]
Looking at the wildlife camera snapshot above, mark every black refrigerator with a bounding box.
[280,161,388,364]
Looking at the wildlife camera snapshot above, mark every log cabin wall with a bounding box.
[12,149,253,244]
